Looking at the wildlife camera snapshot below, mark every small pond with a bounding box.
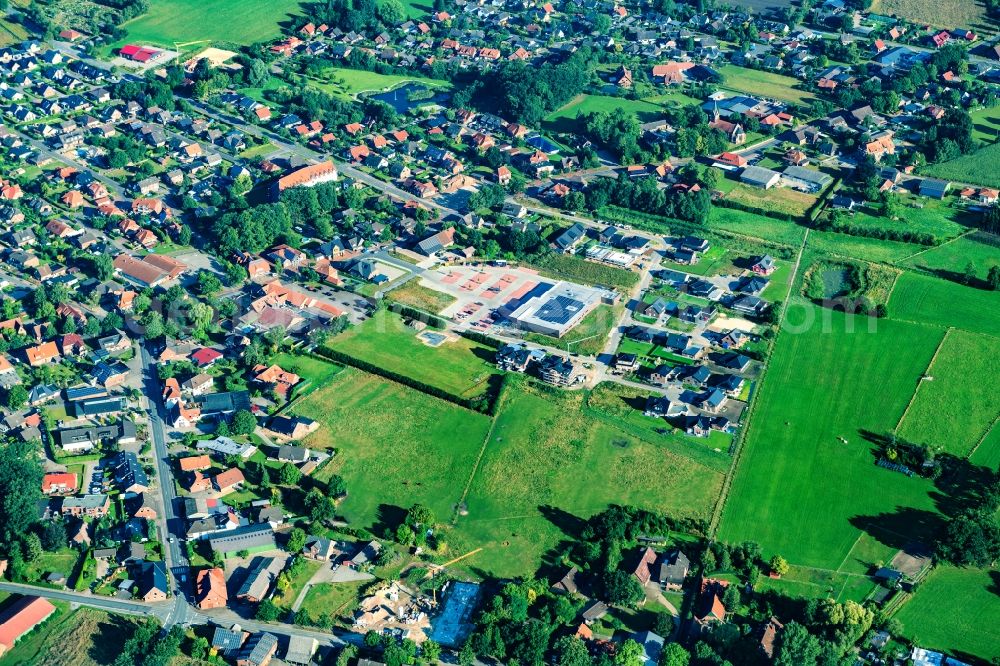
[366,83,450,114]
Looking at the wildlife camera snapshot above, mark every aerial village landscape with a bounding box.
[0,0,996,664]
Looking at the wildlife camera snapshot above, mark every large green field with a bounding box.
[897,329,1000,456]
[118,0,307,48]
[300,369,491,529]
[889,271,1000,336]
[326,310,501,399]
[921,143,1000,189]
[719,306,944,569]
[453,383,725,578]
[717,64,815,104]
[894,566,1000,661]
[306,67,451,99]
[904,231,1000,277]
[543,94,666,132]
[707,208,807,246]
[969,105,1000,144]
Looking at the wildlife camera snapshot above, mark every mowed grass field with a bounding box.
[719,306,944,569]
[921,143,1000,189]
[327,310,500,399]
[707,207,807,246]
[969,105,1000,144]
[889,271,1000,336]
[308,67,451,98]
[898,329,1000,456]
[543,94,665,132]
[453,383,724,577]
[300,369,490,529]
[118,0,307,47]
[894,566,1000,661]
[904,231,1000,277]
[717,64,815,104]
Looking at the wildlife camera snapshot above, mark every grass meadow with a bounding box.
[327,310,500,399]
[718,306,944,569]
[904,231,1000,277]
[725,183,817,218]
[897,329,1000,456]
[889,271,1000,336]
[969,105,1000,143]
[543,94,666,132]
[301,369,491,529]
[872,0,996,32]
[385,280,458,314]
[707,208,807,246]
[306,67,451,99]
[453,383,724,577]
[894,566,1000,661]
[118,0,307,48]
[717,65,815,104]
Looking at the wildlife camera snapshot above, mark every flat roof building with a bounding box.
[506,281,608,338]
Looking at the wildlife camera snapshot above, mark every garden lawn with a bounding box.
[754,565,876,603]
[385,280,457,314]
[299,369,490,530]
[904,231,1000,276]
[453,383,724,578]
[543,94,665,133]
[660,245,732,277]
[118,0,307,48]
[719,306,944,569]
[327,310,501,399]
[969,105,1000,144]
[301,580,366,620]
[894,565,1000,662]
[889,271,1000,336]
[270,352,343,392]
[717,65,815,104]
[921,143,1000,189]
[272,560,323,610]
[898,330,1000,457]
[308,67,450,98]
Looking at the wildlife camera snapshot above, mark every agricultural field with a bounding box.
[117,0,308,48]
[894,566,1000,662]
[807,229,924,264]
[453,382,724,577]
[707,208,807,246]
[543,94,666,132]
[385,280,457,314]
[326,310,500,399]
[717,65,815,104]
[904,231,1000,277]
[921,143,1000,189]
[1,605,140,666]
[832,199,973,244]
[0,17,29,47]
[888,271,1000,336]
[871,0,994,31]
[724,184,817,218]
[300,369,491,529]
[719,305,944,569]
[530,252,641,290]
[897,329,1000,456]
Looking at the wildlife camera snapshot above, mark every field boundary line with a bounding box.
[966,411,1000,461]
[835,534,863,573]
[451,381,513,525]
[894,327,952,432]
[895,230,975,265]
[708,228,809,537]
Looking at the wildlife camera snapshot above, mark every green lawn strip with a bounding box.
[453,384,724,578]
[717,64,816,104]
[707,208,807,246]
[272,559,323,610]
[969,423,1000,469]
[897,329,1000,456]
[807,230,924,263]
[894,565,1000,662]
[754,565,875,602]
[301,369,491,530]
[718,305,944,569]
[889,271,1000,336]
[326,310,500,399]
[270,351,344,391]
[659,245,732,277]
[969,106,1000,143]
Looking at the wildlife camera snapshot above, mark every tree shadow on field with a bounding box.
[989,570,1000,598]
[849,506,946,553]
[373,503,407,539]
[470,346,497,364]
[89,616,139,664]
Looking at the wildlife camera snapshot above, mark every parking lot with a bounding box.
[417,263,550,331]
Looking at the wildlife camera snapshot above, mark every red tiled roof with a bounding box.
[0,597,56,652]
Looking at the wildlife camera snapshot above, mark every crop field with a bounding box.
[2,605,140,666]
[385,280,457,314]
[889,271,1000,336]
[543,94,665,132]
[719,306,943,569]
[453,383,724,577]
[970,425,1000,469]
[921,143,1000,189]
[872,0,995,31]
[717,65,815,104]
[725,184,817,218]
[301,369,490,529]
[0,17,28,47]
[707,208,806,246]
[904,231,1000,276]
[118,0,308,48]
[897,330,1000,456]
[894,566,1000,661]
[327,310,500,399]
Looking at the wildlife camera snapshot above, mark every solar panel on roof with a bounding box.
[536,295,584,325]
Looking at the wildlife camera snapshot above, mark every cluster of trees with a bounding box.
[577,175,713,225]
[663,105,730,158]
[113,621,183,666]
[210,202,297,257]
[309,0,406,33]
[360,632,442,666]
[919,108,976,164]
[467,50,594,126]
[583,109,650,165]
[22,0,148,40]
[936,465,1000,567]
[454,223,549,263]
